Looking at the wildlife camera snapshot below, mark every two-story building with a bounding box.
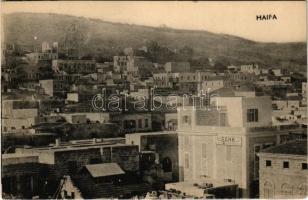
[240,64,260,75]
[2,100,39,132]
[258,140,307,199]
[113,56,152,76]
[164,62,190,73]
[175,95,306,198]
[52,59,96,74]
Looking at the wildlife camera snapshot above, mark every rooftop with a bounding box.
[126,131,177,137]
[2,153,38,159]
[260,140,307,155]
[85,163,125,178]
[165,180,237,198]
[17,139,136,153]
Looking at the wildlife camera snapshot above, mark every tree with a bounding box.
[178,46,194,62]
[214,62,227,73]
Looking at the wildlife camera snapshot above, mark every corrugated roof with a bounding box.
[85,163,125,178]
[261,140,307,155]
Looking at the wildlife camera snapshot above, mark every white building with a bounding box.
[199,77,230,93]
[2,100,39,132]
[240,64,260,75]
[176,95,306,198]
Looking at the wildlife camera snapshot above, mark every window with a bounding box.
[162,157,172,172]
[184,136,189,147]
[302,163,307,170]
[266,160,272,167]
[138,119,142,128]
[64,190,68,198]
[247,108,259,122]
[124,120,136,129]
[183,116,191,125]
[145,119,149,128]
[202,143,207,159]
[184,153,189,169]
[283,161,289,169]
[281,183,292,196]
[183,116,188,123]
[264,182,274,198]
[219,113,227,126]
[299,184,307,196]
[226,146,231,161]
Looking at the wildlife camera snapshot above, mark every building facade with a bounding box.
[177,95,306,198]
[258,140,307,199]
[52,59,96,74]
[2,100,39,132]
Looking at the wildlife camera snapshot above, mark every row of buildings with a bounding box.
[2,95,307,198]
[1,41,307,199]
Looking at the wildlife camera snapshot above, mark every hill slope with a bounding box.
[2,13,307,71]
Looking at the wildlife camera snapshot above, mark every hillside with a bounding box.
[2,12,307,71]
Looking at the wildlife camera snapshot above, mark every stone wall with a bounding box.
[259,154,307,198]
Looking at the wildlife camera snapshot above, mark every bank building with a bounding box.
[170,91,306,198]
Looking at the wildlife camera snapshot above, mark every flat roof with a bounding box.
[260,140,307,155]
[2,153,38,159]
[85,163,125,178]
[165,180,237,198]
[126,131,177,137]
[2,153,39,166]
[24,142,136,153]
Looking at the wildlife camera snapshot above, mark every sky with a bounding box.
[2,1,307,43]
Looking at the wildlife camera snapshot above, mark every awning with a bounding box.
[85,163,125,178]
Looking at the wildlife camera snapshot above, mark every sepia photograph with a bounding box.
[1,1,307,199]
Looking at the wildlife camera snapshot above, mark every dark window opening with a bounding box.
[162,157,172,173]
[124,120,136,129]
[302,163,307,170]
[145,119,149,128]
[283,161,289,169]
[138,119,142,128]
[266,160,272,167]
[247,108,259,122]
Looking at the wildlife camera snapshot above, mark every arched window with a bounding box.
[298,184,307,197]
[281,183,292,196]
[162,157,172,173]
[264,181,274,198]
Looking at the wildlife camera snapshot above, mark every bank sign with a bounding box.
[216,135,242,146]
